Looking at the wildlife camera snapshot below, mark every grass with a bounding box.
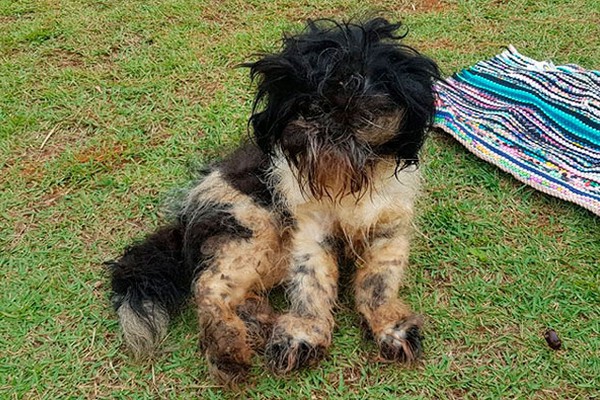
[1,0,599,398]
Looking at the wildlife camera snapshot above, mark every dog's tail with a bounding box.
[108,222,191,358]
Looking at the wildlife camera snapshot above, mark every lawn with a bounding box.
[1,0,599,398]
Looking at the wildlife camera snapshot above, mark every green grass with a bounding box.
[1,0,599,398]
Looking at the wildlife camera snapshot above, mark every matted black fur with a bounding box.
[109,224,187,324]
[181,202,253,271]
[219,143,273,207]
[244,17,440,197]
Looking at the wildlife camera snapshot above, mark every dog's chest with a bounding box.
[273,159,420,238]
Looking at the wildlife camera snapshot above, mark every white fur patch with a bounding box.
[117,300,169,359]
[271,154,420,241]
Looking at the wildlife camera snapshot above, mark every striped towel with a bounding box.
[434,45,600,216]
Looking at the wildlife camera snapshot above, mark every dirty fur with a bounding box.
[108,17,439,385]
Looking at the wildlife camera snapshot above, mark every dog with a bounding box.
[109,17,440,384]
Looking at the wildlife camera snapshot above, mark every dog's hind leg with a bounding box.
[354,223,423,363]
[192,199,286,384]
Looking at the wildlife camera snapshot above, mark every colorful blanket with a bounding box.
[434,46,600,216]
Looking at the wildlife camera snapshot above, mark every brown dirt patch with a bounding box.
[0,16,17,23]
[418,37,465,53]
[173,72,228,107]
[41,48,86,68]
[375,0,457,14]
[4,126,89,185]
[71,142,128,167]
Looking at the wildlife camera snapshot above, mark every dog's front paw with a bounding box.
[264,315,330,373]
[376,317,423,362]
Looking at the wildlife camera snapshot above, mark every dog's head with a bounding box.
[244,18,440,199]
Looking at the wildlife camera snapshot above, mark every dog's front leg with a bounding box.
[265,208,338,373]
[355,225,423,362]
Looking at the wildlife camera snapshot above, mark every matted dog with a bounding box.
[109,17,440,384]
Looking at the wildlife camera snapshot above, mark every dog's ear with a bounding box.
[242,54,302,155]
[350,18,440,165]
[246,54,296,91]
[370,46,440,167]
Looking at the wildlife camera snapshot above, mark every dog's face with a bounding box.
[245,18,440,199]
